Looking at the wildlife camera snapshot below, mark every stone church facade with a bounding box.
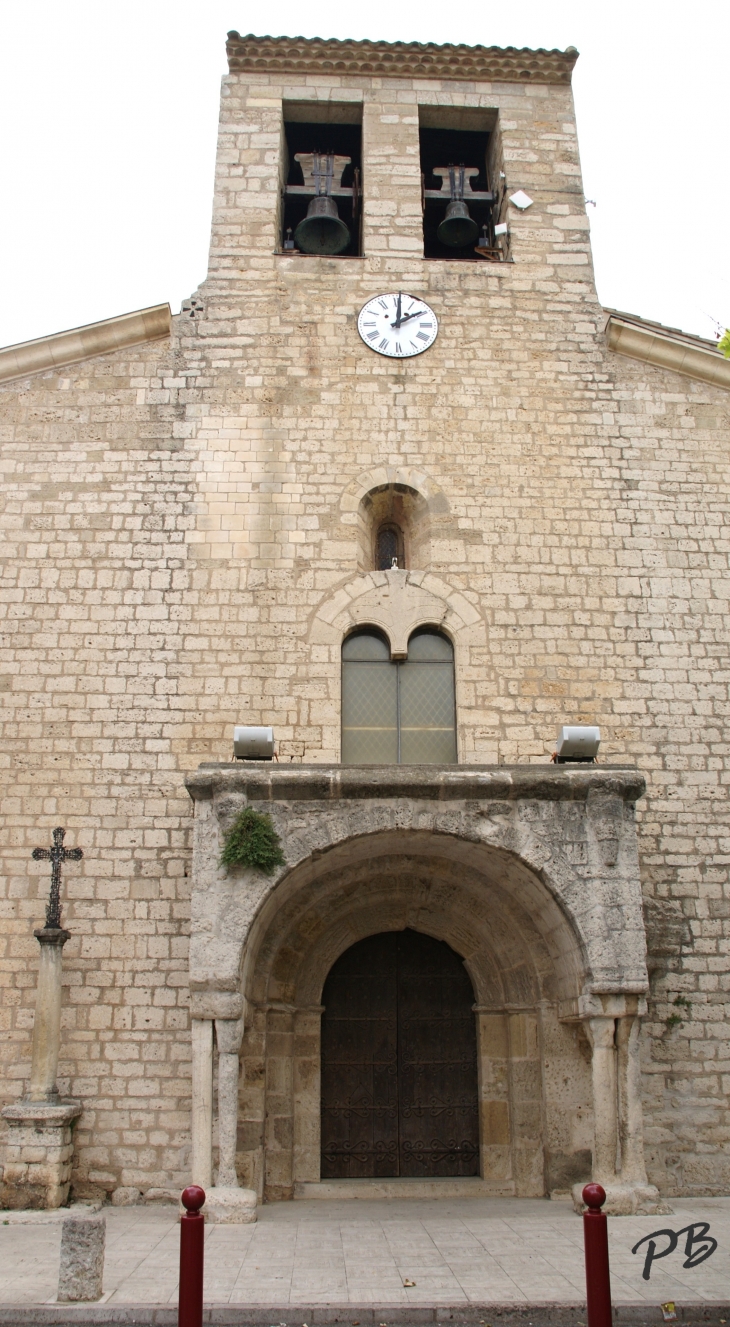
[1,34,729,1213]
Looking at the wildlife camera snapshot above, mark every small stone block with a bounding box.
[57,1214,106,1302]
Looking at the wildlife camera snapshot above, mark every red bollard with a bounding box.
[582,1183,612,1327]
[179,1185,206,1327]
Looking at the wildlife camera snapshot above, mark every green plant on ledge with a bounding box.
[666,993,692,1030]
[719,328,730,358]
[219,807,285,875]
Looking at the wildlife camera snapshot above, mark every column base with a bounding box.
[572,1180,674,1216]
[1,1100,82,1210]
[202,1185,257,1223]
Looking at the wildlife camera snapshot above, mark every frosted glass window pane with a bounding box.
[406,632,453,662]
[342,632,390,661]
[399,662,457,764]
[342,661,398,763]
[341,629,456,765]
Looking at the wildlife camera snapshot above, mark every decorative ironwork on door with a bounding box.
[321,929,479,1178]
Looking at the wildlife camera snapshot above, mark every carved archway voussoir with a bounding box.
[340,466,448,517]
[309,568,486,658]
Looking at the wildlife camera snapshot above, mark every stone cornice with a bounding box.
[606,312,730,392]
[0,303,171,386]
[226,32,578,85]
[186,762,645,805]
[2,1099,82,1125]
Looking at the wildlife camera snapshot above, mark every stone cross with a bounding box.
[32,827,82,929]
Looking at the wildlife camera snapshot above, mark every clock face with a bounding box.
[357,293,438,358]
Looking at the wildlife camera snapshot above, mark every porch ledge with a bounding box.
[185,762,645,804]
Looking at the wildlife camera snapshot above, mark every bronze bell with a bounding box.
[437,199,479,248]
[294,196,350,255]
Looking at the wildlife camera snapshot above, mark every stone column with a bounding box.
[215,1016,243,1188]
[585,1015,619,1184]
[190,1017,213,1189]
[616,1014,649,1185]
[29,927,70,1101]
[573,995,670,1216]
[200,1016,257,1224]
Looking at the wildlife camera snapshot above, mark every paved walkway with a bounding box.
[1,1197,729,1309]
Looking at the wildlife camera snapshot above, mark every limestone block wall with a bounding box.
[0,48,728,1199]
[0,340,197,1197]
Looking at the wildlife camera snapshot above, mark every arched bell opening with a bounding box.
[235,830,595,1203]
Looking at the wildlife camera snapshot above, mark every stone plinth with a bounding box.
[203,1185,257,1223]
[0,1100,82,1209]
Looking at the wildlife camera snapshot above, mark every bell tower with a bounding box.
[191,33,594,583]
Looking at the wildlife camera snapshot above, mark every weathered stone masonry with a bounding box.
[0,34,729,1205]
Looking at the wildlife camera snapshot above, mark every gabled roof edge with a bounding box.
[605,311,730,392]
[0,304,172,386]
[225,32,578,85]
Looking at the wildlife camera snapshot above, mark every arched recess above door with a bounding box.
[309,567,485,660]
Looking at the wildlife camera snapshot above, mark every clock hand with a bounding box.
[390,307,426,327]
[395,291,402,328]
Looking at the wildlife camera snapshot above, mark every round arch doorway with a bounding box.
[321,929,479,1179]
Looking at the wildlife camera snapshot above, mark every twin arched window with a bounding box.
[342,629,457,765]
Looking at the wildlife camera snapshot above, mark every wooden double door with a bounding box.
[321,929,479,1178]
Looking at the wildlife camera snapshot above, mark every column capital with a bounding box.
[578,992,647,1020]
[34,927,71,947]
[190,991,242,1020]
[215,1016,244,1055]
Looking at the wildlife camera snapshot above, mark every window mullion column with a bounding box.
[396,661,402,764]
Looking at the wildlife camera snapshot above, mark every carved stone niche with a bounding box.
[184,762,668,1212]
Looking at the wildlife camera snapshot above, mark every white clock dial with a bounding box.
[357,292,438,358]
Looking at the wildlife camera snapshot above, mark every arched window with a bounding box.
[342,628,457,765]
[376,524,403,570]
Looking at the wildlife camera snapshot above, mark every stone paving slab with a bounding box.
[0,1197,728,1312]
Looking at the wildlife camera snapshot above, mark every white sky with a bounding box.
[1,0,728,347]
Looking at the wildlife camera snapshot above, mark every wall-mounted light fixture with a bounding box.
[233,726,275,760]
[555,725,600,763]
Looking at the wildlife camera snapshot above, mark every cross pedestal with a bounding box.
[0,829,83,1209]
[0,1099,81,1210]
